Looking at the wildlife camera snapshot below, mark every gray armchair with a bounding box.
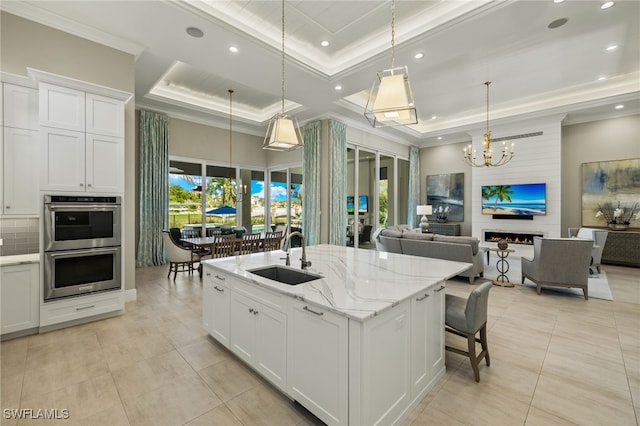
[568,227,609,274]
[521,237,594,300]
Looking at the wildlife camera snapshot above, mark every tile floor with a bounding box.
[1,262,638,425]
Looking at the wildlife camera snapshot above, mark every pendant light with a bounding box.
[364,0,418,127]
[463,82,514,167]
[263,0,303,151]
[228,89,246,203]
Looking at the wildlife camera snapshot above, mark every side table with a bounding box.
[489,248,515,287]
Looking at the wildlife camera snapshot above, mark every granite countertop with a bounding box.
[203,244,471,321]
[0,253,41,266]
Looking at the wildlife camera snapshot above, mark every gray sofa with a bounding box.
[373,226,484,284]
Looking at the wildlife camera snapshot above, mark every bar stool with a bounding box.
[445,281,492,382]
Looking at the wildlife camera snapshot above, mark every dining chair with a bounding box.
[239,233,262,254]
[162,231,198,279]
[263,231,283,252]
[212,234,237,258]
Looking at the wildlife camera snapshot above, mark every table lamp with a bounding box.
[417,205,432,232]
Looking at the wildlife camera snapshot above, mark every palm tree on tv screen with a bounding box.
[484,185,515,212]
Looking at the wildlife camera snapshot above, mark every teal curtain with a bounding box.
[407,145,420,228]
[302,121,321,246]
[136,110,169,267]
[328,120,347,246]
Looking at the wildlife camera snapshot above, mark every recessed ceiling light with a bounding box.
[548,18,568,29]
[186,27,204,38]
[437,136,443,140]
[229,46,239,53]
[606,45,618,51]
[615,104,624,109]
[414,53,424,60]
[598,76,607,81]
[321,40,329,47]
[335,85,342,91]
[431,115,437,120]
[601,1,615,9]
[553,0,564,3]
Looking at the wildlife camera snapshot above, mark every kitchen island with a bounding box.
[202,244,471,426]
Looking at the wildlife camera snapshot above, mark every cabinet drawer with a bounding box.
[232,278,286,312]
[40,290,124,327]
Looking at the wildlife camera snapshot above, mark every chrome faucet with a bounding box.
[283,231,312,270]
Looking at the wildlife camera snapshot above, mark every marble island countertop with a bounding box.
[203,244,471,321]
[0,253,40,266]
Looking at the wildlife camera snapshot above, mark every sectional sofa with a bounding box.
[373,225,484,284]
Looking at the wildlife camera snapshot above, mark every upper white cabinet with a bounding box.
[39,83,85,132]
[86,93,124,137]
[39,83,125,193]
[3,127,40,214]
[3,84,39,130]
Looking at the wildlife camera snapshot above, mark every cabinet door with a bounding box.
[229,291,258,365]
[40,127,86,192]
[86,93,124,137]
[287,300,348,426]
[39,83,85,131]
[202,269,230,348]
[1,263,39,335]
[3,84,39,130]
[255,302,287,390]
[3,128,40,214]
[427,284,446,377]
[410,283,445,397]
[86,133,123,193]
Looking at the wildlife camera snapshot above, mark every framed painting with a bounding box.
[581,158,640,227]
[426,173,464,222]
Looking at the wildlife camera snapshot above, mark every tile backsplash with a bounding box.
[0,217,39,256]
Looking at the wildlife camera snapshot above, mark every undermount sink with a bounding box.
[247,266,322,285]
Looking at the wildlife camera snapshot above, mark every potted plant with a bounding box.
[595,201,640,230]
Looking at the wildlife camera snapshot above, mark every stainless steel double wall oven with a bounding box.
[43,195,122,301]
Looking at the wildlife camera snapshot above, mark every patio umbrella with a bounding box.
[206,205,236,224]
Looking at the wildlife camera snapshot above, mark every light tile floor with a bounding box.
[1,262,638,425]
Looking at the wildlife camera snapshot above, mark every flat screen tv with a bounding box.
[481,183,546,216]
[347,195,368,214]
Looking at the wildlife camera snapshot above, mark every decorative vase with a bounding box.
[497,239,509,250]
[608,223,629,231]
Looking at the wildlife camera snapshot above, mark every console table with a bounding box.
[427,223,461,236]
[602,230,640,267]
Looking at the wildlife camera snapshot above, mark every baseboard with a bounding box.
[124,288,137,302]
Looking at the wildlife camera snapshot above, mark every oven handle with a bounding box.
[47,246,120,257]
[47,205,120,211]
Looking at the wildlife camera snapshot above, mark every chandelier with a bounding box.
[263,0,303,151]
[463,81,514,167]
[364,0,417,127]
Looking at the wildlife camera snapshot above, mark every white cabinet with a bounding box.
[86,93,124,137]
[40,128,122,193]
[3,127,40,214]
[228,279,287,391]
[3,84,39,130]
[1,263,39,336]
[39,83,124,194]
[410,283,446,398]
[40,290,124,327]
[287,299,349,426]
[39,83,85,132]
[202,269,230,348]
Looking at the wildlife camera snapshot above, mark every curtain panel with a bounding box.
[407,145,420,229]
[302,121,321,246]
[328,120,347,246]
[136,110,169,267]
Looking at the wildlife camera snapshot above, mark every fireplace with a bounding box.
[484,230,544,246]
